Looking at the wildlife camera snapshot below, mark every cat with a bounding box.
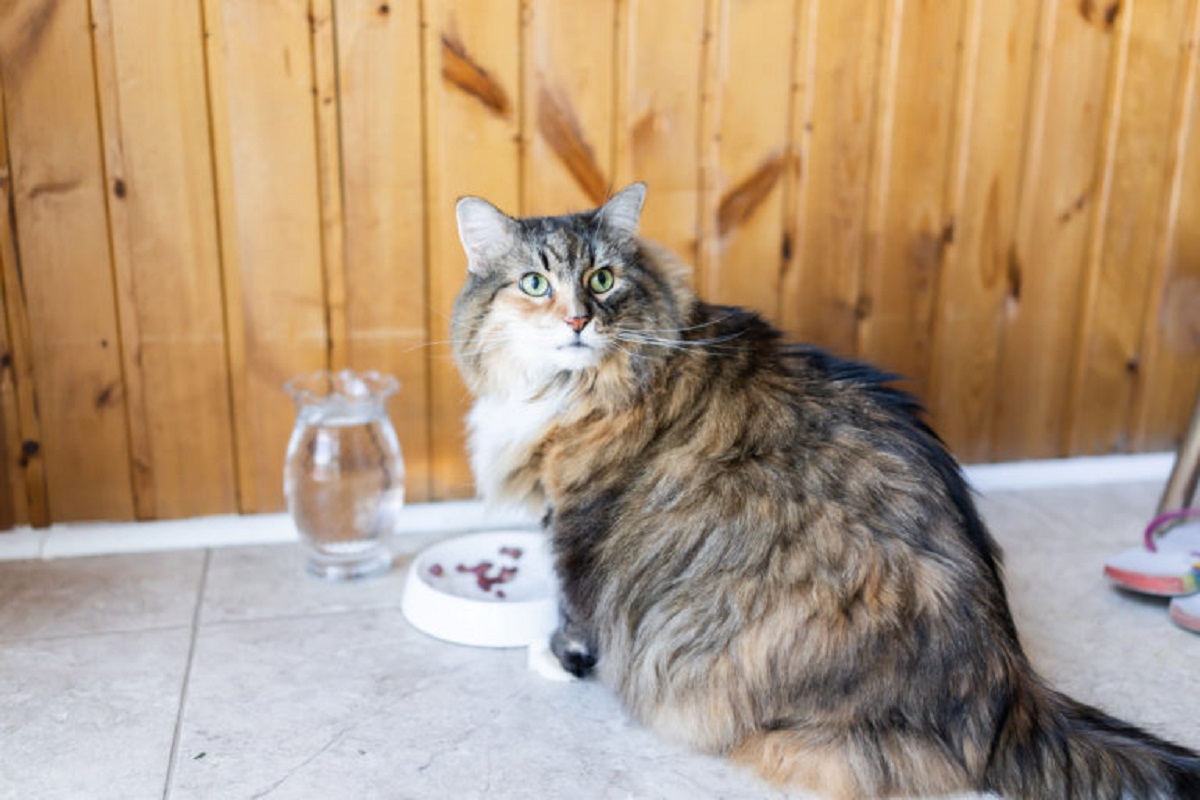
[450,182,1200,799]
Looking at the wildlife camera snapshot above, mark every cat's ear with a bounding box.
[598,182,646,237]
[456,196,517,273]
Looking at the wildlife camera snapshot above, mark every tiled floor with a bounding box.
[1,483,1197,800]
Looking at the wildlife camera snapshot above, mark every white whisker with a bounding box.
[612,329,749,350]
[622,311,742,336]
[404,333,512,354]
[606,339,657,362]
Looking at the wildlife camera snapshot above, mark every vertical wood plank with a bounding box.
[696,0,723,294]
[0,67,38,528]
[925,0,1040,462]
[857,0,966,402]
[424,0,522,499]
[0,312,17,528]
[1135,0,1200,453]
[204,0,328,513]
[0,0,134,522]
[994,0,1122,461]
[335,0,433,503]
[778,0,886,356]
[311,0,349,372]
[1071,0,1197,455]
[702,0,797,319]
[0,0,1196,523]
[0,247,19,527]
[90,0,153,520]
[91,0,238,519]
[613,0,709,267]
[522,0,615,215]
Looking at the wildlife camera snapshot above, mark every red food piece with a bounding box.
[496,590,506,599]
[455,560,520,593]
[499,546,523,559]
[428,563,444,577]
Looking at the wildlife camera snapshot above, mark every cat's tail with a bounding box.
[984,678,1200,799]
[733,675,1199,800]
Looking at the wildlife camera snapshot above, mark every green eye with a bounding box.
[588,267,615,294]
[518,272,551,297]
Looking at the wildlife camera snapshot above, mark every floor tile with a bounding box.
[990,481,1163,549]
[200,530,525,624]
[200,537,446,625]
[0,529,40,561]
[985,486,1200,748]
[0,628,192,800]
[0,551,205,642]
[1,480,1196,800]
[171,609,800,800]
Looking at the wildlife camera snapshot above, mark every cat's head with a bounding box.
[451,183,693,400]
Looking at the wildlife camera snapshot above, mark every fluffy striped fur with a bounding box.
[450,183,1200,799]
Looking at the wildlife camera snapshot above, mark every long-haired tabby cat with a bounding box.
[450,183,1200,799]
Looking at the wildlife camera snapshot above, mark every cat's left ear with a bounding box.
[598,182,646,237]
[456,196,517,274]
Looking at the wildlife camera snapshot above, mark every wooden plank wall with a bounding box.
[0,0,1197,528]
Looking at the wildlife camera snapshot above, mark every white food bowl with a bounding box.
[401,530,558,648]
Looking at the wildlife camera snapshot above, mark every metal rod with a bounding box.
[1158,392,1200,514]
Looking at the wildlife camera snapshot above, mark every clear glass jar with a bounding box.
[283,370,404,580]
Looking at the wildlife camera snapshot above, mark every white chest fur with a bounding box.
[466,391,565,504]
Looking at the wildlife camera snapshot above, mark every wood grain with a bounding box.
[203,0,328,513]
[424,0,522,499]
[926,0,1040,463]
[856,0,966,407]
[90,0,152,520]
[335,0,433,503]
[91,0,237,519]
[1070,0,1197,456]
[0,0,134,521]
[1133,0,1200,453]
[702,0,797,319]
[441,30,512,117]
[613,0,709,267]
[0,63,39,527]
[994,0,1121,461]
[523,0,616,215]
[779,0,886,356]
[311,0,349,372]
[0,0,1197,525]
[0,325,16,527]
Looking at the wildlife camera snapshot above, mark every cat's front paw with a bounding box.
[550,628,597,678]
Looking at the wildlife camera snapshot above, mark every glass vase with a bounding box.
[283,370,405,580]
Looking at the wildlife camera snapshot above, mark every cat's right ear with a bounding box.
[598,182,647,237]
[456,196,516,274]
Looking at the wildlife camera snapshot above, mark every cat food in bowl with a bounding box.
[401,530,557,647]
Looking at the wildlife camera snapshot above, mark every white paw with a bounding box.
[526,636,578,682]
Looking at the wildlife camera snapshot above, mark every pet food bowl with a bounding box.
[401,530,558,648]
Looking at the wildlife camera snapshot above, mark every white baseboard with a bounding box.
[962,451,1176,492]
[0,452,1176,561]
[0,501,537,562]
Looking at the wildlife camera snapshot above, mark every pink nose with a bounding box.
[565,315,591,333]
